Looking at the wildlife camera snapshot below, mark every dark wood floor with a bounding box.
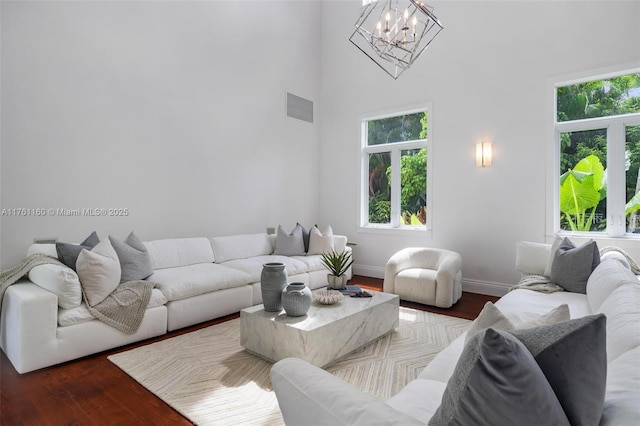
[0,276,498,425]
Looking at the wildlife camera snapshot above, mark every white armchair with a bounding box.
[383,247,462,308]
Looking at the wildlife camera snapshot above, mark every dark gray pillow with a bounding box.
[509,314,607,426]
[298,222,311,253]
[550,237,600,293]
[109,231,153,283]
[55,231,100,270]
[429,328,570,426]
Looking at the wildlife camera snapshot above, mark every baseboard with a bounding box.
[353,264,386,279]
[353,264,511,297]
[462,279,510,297]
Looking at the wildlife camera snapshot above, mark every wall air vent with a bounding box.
[286,92,313,123]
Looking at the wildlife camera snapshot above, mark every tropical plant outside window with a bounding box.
[556,72,640,235]
[363,109,429,229]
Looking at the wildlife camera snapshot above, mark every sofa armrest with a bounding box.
[434,252,462,308]
[0,280,59,374]
[271,358,425,426]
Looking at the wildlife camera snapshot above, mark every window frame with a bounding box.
[548,67,640,240]
[358,104,433,236]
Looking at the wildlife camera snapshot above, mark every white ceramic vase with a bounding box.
[327,274,348,290]
[281,282,312,317]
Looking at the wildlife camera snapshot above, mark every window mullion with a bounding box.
[390,148,401,227]
[607,123,626,236]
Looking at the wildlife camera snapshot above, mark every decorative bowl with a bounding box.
[314,289,344,305]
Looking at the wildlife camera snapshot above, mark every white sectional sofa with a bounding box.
[271,240,640,426]
[0,232,351,374]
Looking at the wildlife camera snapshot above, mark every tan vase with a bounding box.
[327,274,348,290]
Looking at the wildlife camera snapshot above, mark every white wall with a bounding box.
[319,1,640,294]
[2,1,639,294]
[1,0,322,267]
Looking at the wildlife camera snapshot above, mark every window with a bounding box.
[555,71,640,237]
[361,107,431,231]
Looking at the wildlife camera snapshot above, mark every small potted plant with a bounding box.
[320,250,354,289]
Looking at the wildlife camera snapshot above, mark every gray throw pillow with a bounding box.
[56,231,100,270]
[273,224,306,256]
[550,237,600,293]
[429,328,570,426]
[298,222,311,253]
[109,231,153,283]
[509,314,607,426]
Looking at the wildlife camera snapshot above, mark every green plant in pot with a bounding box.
[320,250,354,290]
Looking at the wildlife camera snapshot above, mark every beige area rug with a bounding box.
[108,307,470,425]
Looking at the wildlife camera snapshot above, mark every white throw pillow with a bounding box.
[307,225,334,255]
[543,236,563,277]
[466,302,570,344]
[28,263,83,309]
[465,302,515,344]
[76,239,121,307]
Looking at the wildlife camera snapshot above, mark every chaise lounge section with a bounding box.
[271,240,640,425]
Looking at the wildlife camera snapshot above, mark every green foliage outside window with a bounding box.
[367,112,428,225]
[557,73,640,233]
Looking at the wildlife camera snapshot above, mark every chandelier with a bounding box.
[349,0,443,79]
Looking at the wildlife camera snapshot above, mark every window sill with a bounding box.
[358,225,432,238]
[547,232,640,250]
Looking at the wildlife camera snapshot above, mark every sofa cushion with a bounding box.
[28,263,83,309]
[601,346,640,425]
[291,254,331,273]
[221,255,308,283]
[76,239,121,307]
[596,282,640,362]
[109,231,153,283]
[209,233,273,263]
[148,263,251,302]
[384,379,447,424]
[587,258,638,313]
[600,250,632,269]
[144,237,215,270]
[307,225,334,255]
[495,288,592,322]
[58,288,167,327]
[273,225,306,256]
[429,328,570,426]
[550,237,600,293]
[509,314,607,426]
[27,243,58,258]
[56,231,100,270]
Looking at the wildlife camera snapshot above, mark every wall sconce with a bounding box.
[476,142,492,167]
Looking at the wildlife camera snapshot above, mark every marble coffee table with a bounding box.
[240,291,399,368]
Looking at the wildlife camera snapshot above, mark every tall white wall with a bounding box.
[2,1,639,294]
[319,1,640,294]
[1,1,322,267]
